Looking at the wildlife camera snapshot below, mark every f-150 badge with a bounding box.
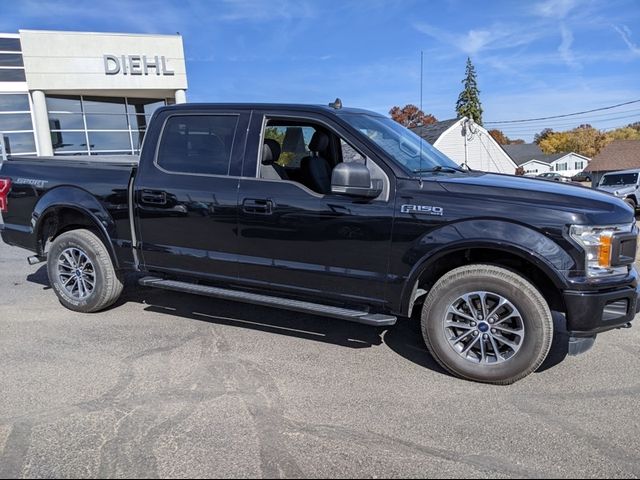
[401,204,443,216]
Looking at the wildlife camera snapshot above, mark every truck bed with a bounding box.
[0,154,137,261]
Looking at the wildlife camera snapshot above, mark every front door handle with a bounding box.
[140,190,167,205]
[242,198,273,215]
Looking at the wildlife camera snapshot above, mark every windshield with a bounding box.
[339,113,461,173]
[600,173,638,187]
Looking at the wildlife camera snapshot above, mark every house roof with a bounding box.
[586,140,640,173]
[502,143,577,166]
[411,118,460,144]
[503,143,544,164]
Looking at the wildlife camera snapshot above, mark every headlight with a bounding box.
[569,224,635,278]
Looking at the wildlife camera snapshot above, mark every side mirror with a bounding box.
[331,162,382,199]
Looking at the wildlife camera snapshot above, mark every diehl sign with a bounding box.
[103,55,175,76]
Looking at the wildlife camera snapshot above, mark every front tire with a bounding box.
[624,198,636,211]
[47,229,123,313]
[421,264,553,385]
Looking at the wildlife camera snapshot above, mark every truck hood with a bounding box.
[436,172,634,225]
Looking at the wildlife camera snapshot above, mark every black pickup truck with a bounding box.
[1,103,638,384]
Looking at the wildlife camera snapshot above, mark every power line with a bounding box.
[494,108,640,128]
[498,122,640,139]
[499,114,640,134]
[485,99,640,125]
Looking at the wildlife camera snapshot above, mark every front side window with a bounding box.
[340,139,366,164]
[338,113,460,174]
[258,117,389,200]
[264,125,318,168]
[157,115,239,176]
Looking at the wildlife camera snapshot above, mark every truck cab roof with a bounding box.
[158,103,383,117]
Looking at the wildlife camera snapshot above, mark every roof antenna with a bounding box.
[329,98,342,109]
[418,50,424,188]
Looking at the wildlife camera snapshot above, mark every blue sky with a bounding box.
[2,0,639,140]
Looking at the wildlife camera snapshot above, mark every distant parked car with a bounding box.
[597,169,640,210]
[536,172,571,182]
[571,171,592,182]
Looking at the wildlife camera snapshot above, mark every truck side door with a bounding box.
[133,109,250,281]
[236,111,396,309]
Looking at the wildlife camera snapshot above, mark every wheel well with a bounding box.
[39,207,115,264]
[411,248,565,315]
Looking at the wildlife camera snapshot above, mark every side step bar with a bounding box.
[139,276,397,327]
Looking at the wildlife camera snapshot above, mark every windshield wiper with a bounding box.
[413,165,468,174]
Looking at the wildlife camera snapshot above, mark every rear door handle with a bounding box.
[140,190,167,205]
[242,198,273,215]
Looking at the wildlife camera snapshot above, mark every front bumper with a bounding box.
[563,283,640,337]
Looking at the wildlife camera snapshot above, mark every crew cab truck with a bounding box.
[1,103,638,385]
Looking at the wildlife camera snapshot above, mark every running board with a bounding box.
[139,276,397,327]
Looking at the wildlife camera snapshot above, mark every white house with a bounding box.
[550,152,590,177]
[504,144,590,178]
[412,117,518,174]
[520,159,551,176]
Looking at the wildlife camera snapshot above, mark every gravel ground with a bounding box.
[0,237,639,478]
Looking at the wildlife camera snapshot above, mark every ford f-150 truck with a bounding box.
[1,102,638,384]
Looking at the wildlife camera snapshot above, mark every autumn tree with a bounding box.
[488,129,525,145]
[533,122,640,158]
[607,127,640,141]
[534,128,554,145]
[488,129,508,145]
[456,57,483,125]
[389,104,437,128]
[539,125,610,158]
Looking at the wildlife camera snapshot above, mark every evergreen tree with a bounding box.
[456,57,483,125]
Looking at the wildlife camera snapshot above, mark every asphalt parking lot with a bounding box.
[1,237,639,479]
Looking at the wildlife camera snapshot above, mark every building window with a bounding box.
[0,38,26,83]
[576,161,584,170]
[0,93,36,156]
[46,95,168,156]
[0,38,21,52]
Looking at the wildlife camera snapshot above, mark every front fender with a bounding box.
[398,219,574,314]
[33,186,118,266]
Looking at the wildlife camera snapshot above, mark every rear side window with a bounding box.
[156,115,239,176]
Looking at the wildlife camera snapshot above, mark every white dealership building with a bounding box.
[0,29,187,157]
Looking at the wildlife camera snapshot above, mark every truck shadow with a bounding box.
[27,266,570,379]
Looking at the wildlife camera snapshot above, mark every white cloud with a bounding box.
[217,0,316,22]
[414,22,541,56]
[559,24,579,68]
[534,0,580,19]
[613,25,640,56]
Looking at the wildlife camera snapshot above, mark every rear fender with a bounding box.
[33,186,119,268]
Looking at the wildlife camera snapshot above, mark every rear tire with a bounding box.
[47,229,123,313]
[421,264,553,385]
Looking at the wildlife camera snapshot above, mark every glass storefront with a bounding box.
[0,38,34,156]
[46,95,169,156]
[0,93,36,156]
